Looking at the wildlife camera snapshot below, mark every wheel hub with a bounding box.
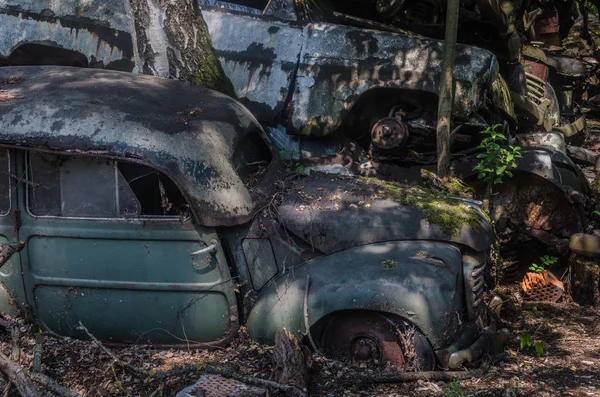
[350,336,381,363]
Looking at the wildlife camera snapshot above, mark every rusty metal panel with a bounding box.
[0,66,281,227]
[0,2,134,69]
[246,240,465,350]
[289,23,498,136]
[0,0,132,31]
[202,8,303,124]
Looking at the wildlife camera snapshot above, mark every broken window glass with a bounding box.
[27,152,190,219]
[28,153,141,218]
[117,162,189,217]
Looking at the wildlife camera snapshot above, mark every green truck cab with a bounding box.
[0,65,499,370]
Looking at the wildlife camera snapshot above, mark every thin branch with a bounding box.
[0,351,41,397]
[77,322,307,397]
[343,370,475,384]
[303,272,318,353]
[29,373,83,397]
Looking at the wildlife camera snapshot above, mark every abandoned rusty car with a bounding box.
[0,0,591,239]
[0,66,503,370]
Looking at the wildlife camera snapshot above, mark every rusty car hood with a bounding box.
[278,175,493,252]
[0,66,280,227]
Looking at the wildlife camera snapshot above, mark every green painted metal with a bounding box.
[246,241,466,350]
[13,152,238,345]
[0,149,26,318]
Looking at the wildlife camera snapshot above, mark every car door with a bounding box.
[0,149,26,317]
[15,150,237,345]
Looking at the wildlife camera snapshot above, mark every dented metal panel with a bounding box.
[0,0,132,31]
[0,66,280,227]
[0,4,135,70]
[202,8,303,123]
[290,23,499,136]
[247,240,465,350]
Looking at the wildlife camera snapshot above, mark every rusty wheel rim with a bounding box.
[320,312,407,368]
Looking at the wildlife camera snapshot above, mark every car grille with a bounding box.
[463,253,487,321]
[470,260,486,320]
[526,72,546,107]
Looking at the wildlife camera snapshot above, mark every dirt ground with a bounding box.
[0,295,599,396]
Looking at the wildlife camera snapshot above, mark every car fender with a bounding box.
[245,241,467,350]
[453,146,591,199]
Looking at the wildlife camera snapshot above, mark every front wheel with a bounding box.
[318,311,435,371]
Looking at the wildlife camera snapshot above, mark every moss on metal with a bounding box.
[361,177,481,236]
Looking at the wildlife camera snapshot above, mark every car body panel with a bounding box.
[290,22,498,136]
[202,8,303,123]
[246,241,464,350]
[1,146,239,345]
[0,1,135,70]
[0,150,25,318]
[0,66,280,227]
[201,4,499,136]
[277,176,494,252]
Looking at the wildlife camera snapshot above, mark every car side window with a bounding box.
[27,153,189,219]
[0,150,11,216]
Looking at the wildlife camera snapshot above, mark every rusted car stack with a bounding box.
[0,0,599,380]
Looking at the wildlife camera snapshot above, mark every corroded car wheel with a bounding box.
[319,311,435,370]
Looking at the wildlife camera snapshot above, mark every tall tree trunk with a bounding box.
[435,0,460,177]
[128,0,236,97]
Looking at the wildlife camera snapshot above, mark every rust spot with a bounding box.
[0,77,23,85]
[0,90,21,103]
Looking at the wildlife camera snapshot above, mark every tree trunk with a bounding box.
[271,329,308,392]
[435,0,460,177]
[128,0,236,97]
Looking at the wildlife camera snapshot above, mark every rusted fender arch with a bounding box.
[453,147,591,202]
[245,240,468,351]
[452,147,591,232]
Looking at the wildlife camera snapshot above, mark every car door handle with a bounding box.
[191,240,218,256]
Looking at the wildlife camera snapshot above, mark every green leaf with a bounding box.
[497,165,507,175]
[520,332,533,349]
[535,341,545,357]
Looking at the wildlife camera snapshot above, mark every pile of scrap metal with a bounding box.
[198,0,597,249]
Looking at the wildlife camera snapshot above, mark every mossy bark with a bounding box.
[570,254,600,306]
[129,0,235,97]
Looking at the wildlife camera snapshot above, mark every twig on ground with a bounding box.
[32,328,42,373]
[2,381,11,397]
[77,322,307,397]
[29,372,83,397]
[344,370,476,384]
[10,322,20,362]
[0,351,41,397]
[303,272,318,353]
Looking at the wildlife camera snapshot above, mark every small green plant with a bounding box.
[593,209,600,218]
[529,255,558,273]
[473,124,522,186]
[520,331,533,349]
[520,331,545,357]
[443,378,467,397]
[381,259,399,271]
[535,341,545,357]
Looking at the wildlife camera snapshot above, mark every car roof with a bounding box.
[0,65,279,227]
